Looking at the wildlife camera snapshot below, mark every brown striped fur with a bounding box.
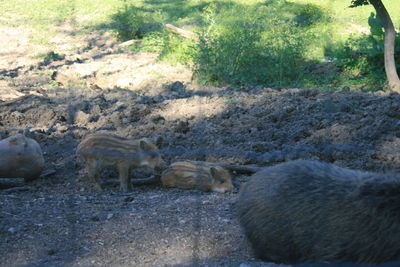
[161,161,233,193]
[77,133,163,192]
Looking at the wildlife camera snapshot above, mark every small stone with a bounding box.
[123,196,134,202]
[47,249,57,255]
[90,216,100,222]
[174,120,189,133]
[165,81,186,93]
[7,227,16,234]
[107,213,114,220]
[91,105,102,115]
[74,110,90,125]
[151,115,165,124]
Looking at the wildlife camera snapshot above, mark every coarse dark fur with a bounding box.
[237,160,400,264]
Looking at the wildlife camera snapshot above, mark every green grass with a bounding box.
[104,0,400,90]
[0,0,123,39]
[35,51,65,61]
[1,0,400,91]
[295,0,400,29]
[2,0,399,42]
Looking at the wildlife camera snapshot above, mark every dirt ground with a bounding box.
[2,24,400,267]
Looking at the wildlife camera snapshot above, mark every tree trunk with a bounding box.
[369,0,400,92]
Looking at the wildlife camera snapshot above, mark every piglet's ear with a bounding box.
[210,167,218,177]
[139,140,150,150]
[210,167,225,183]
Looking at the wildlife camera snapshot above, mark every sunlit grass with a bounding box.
[1,0,399,90]
[293,0,400,28]
[2,0,399,44]
[0,0,123,41]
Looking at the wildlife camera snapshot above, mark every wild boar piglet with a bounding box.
[77,133,163,192]
[161,161,233,193]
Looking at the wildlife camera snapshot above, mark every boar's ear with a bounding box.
[139,140,151,150]
[210,167,225,183]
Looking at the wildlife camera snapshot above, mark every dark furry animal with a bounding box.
[237,160,400,264]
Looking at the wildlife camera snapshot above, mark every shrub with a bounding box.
[193,5,264,84]
[111,4,163,40]
[331,12,400,90]
[192,2,317,86]
[111,0,335,88]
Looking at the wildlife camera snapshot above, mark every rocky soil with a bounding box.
[1,24,400,267]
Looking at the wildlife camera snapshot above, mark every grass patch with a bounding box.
[36,51,65,62]
[2,0,400,91]
[0,0,123,43]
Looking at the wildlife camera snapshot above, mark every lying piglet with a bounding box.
[161,161,233,193]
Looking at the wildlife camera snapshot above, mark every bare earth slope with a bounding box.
[1,25,400,267]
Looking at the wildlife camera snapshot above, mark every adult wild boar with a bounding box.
[238,160,400,264]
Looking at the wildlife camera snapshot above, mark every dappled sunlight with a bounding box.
[307,123,354,144]
[55,51,192,92]
[372,137,400,165]
[3,0,400,265]
[153,96,228,121]
[0,26,48,70]
[63,191,241,266]
[2,85,400,265]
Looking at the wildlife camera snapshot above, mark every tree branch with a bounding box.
[164,24,199,40]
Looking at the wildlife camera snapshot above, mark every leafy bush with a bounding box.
[294,3,327,26]
[192,2,323,86]
[36,51,65,62]
[111,4,164,40]
[110,0,336,88]
[333,12,385,75]
[330,11,400,90]
[193,5,264,84]
[158,33,197,66]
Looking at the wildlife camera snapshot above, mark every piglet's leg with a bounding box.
[118,162,132,192]
[87,159,102,191]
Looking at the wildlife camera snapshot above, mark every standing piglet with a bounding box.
[161,161,233,193]
[0,134,44,181]
[237,159,400,264]
[77,133,163,192]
